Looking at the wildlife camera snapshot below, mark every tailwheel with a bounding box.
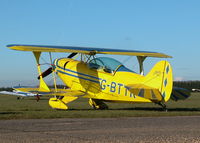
[89,99,108,110]
[156,102,168,112]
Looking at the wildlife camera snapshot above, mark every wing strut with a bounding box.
[137,56,146,75]
[33,52,50,92]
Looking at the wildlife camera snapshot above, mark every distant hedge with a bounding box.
[0,82,199,91]
[0,87,13,91]
[173,81,200,90]
[0,85,67,91]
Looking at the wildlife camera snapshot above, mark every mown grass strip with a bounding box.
[0,93,200,119]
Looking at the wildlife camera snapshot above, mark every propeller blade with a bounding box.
[37,67,53,79]
[67,53,77,58]
[37,52,76,80]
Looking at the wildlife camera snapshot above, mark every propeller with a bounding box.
[37,67,53,79]
[67,52,77,58]
[37,53,77,80]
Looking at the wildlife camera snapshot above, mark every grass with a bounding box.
[0,93,200,119]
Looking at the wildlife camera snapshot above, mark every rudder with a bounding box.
[145,60,173,102]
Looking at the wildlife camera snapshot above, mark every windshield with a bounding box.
[88,57,123,73]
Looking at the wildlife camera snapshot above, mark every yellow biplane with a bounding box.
[7,44,190,111]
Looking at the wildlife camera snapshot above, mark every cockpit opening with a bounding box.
[88,57,134,73]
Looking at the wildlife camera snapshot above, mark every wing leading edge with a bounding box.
[13,86,85,97]
[7,44,172,58]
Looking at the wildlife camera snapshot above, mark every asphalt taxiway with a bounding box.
[0,116,200,143]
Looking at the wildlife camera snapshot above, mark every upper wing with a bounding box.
[7,44,172,58]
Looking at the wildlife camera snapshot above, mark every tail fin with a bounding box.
[145,60,173,102]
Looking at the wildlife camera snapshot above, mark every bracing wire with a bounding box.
[122,56,138,72]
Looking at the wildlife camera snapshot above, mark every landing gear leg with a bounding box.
[89,99,108,110]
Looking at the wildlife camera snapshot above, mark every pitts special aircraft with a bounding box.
[7,44,190,110]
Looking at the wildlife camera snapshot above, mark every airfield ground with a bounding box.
[0,92,200,119]
[0,116,200,142]
[0,93,200,142]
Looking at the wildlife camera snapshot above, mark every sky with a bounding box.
[0,0,200,87]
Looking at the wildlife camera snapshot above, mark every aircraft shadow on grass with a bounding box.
[116,107,200,112]
[68,107,200,112]
[0,112,22,115]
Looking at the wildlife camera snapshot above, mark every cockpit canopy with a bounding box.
[88,57,133,73]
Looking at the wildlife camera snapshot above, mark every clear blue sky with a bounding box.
[0,0,200,87]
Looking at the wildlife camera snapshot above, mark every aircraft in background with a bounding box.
[0,87,41,101]
[6,44,191,111]
[192,88,200,92]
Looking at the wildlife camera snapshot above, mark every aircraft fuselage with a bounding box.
[54,58,152,103]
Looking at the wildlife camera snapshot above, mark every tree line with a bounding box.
[0,81,200,91]
[173,81,200,90]
[0,85,67,91]
[0,87,13,91]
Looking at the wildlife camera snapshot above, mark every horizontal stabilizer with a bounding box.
[127,84,162,101]
[170,87,191,101]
